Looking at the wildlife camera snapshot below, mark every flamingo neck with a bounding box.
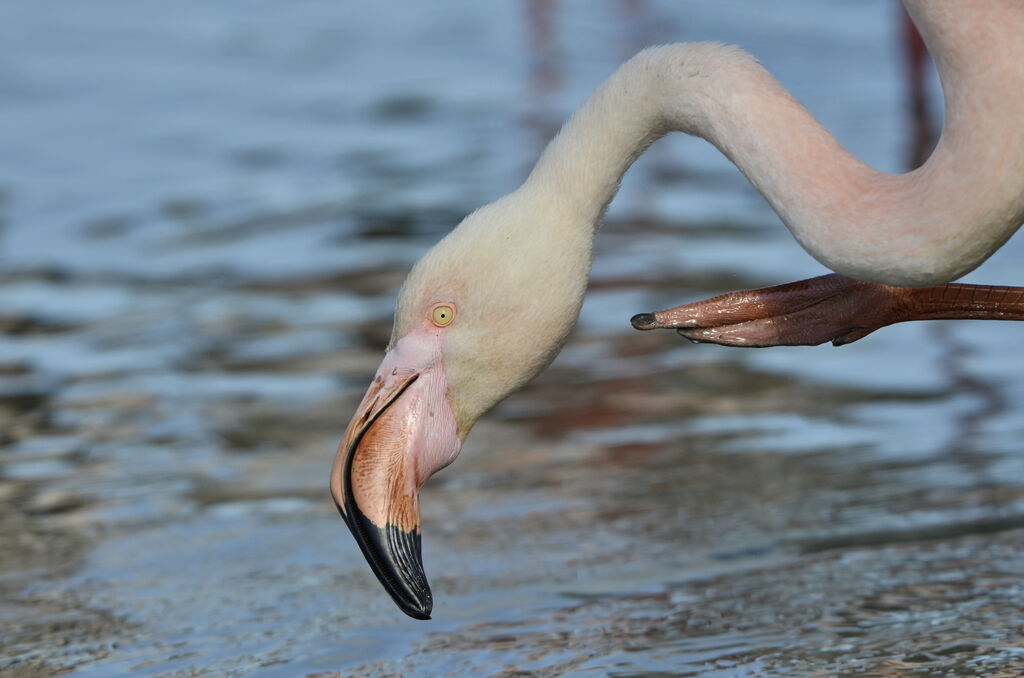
[520,5,1024,286]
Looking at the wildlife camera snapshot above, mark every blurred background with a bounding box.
[3,1,1024,676]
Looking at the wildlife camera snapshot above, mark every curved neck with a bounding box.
[522,3,1024,286]
[523,58,669,226]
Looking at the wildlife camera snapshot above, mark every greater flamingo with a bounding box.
[332,0,1024,618]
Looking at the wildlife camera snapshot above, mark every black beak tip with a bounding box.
[399,595,432,620]
[337,500,435,621]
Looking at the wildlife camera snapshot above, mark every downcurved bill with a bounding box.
[330,332,460,620]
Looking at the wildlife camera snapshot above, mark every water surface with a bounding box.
[3,1,1024,676]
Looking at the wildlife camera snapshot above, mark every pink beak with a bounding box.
[330,328,460,619]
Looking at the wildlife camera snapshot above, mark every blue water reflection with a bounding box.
[2,1,1023,676]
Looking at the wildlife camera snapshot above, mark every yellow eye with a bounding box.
[430,303,455,327]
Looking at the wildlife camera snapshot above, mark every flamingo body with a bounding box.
[333,1,1024,618]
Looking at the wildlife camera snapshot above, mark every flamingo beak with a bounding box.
[330,331,460,620]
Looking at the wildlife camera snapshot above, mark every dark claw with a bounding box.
[630,312,658,330]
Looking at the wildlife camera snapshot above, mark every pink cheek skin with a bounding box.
[388,325,462,494]
[402,367,460,495]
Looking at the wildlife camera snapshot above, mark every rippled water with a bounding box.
[3,1,1024,676]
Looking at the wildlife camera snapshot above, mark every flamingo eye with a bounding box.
[430,303,456,327]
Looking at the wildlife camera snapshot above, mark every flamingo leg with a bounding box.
[631,275,1024,347]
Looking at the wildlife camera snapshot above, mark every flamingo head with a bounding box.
[330,190,592,618]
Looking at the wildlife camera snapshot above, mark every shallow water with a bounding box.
[3,1,1024,676]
